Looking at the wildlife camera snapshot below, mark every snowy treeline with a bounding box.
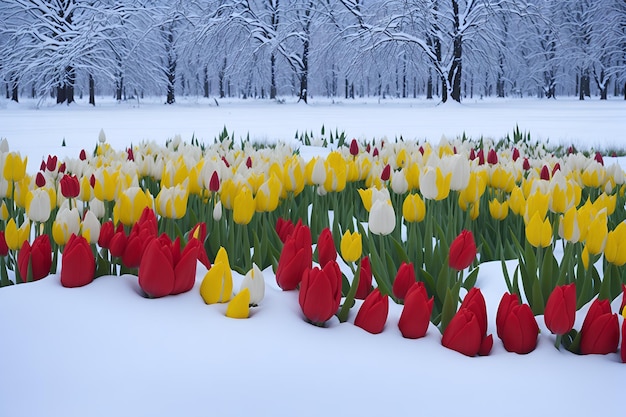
[1,0,624,105]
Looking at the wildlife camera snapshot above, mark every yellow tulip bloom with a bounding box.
[488,199,509,221]
[283,156,305,195]
[255,174,282,213]
[489,165,515,192]
[402,193,426,223]
[155,182,189,219]
[200,247,233,304]
[358,188,373,212]
[233,185,254,225]
[340,230,362,263]
[585,210,608,255]
[558,206,581,243]
[524,190,549,224]
[3,152,27,182]
[114,187,153,226]
[79,175,93,202]
[220,178,237,210]
[604,222,626,266]
[93,169,119,202]
[592,193,616,216]
[508,186,526,216]
[0,202,8,221]
[525,212,552,248]
[420,166,451,201]
[323,152,347,192]
[5,218,30,251]
[225,288,250,319]
[581,162,605,188]
[404,162,420,190]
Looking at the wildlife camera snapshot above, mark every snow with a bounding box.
[0,96,624,417]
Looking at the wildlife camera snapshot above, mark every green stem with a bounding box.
[337,260,360,323]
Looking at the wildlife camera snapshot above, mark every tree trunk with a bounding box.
[203,66,209,98]
[89,74,95,106]
[298,39,309,103]
[10,79,18,103]
[219,58,226,98]
[165,30,176,104]
[270,53,277,99]
[427,71,433,99]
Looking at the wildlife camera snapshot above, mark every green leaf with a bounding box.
[462,267,479,291]
[440,281,461,334]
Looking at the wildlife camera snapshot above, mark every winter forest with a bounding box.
[1,0,625,106]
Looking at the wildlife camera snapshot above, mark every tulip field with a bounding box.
[0,97,625,417]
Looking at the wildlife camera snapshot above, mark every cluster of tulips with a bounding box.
[0,127,625,359]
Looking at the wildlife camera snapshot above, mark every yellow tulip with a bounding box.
[489,165,515,192]
[255,174,281,213]
[323,152,347,192]
[3,152,27,182]
[283,156,305,195]
[79,175,93,202]
[558,206,581,243]
[340,230,362,263]
[585,210,608,255]
[200,247,233,304]
[420,166,451,201]
[114,187,153,226]
[402,193,426,223]
[459,171,486,206]
[220,178,237,210]
[233,185,254,225]
[604,222,626,266]
[404,162,420,190]
[525,212,552,248]
[488,198,509,220]
[155,182,189,219]
[581,245,590,270]
[524,190,549,224]
[13,178,30,209]
[5,218,30,251]
[52,207,81,246]
[581,162,605,188]
[508,186,526,216]
[592,193,616,216]
[469,198,480,220]
[93,169,119,202]
[358,188,373,212]
[396,148,408,169]
[0,202,8,221]
[225,288,250,319]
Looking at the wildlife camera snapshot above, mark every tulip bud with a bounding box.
[354,289,388,334]
[398,282,433,339]
[579,298,619,355]
[392,262,415,301]
[240,264,265,306]
[340,230,362,263]
[226,288,250,319]
[544,283,576,335]
[448,230,477,271]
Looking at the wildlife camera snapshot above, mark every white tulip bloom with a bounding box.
[368,199,395,235]
[240,264,265,306]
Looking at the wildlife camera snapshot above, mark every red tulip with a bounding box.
[594,151,604,166]
[619,284,625,316]
[275,218,296,243]
[540,165,550,180]
[522,158,530,170]
[621,321,626,363]
[460,287,487,337]
[354,288,388,334]
[60,234,95,288]
[138,235,200,298]
[35,172,46,187]
[349,139,359,156]
[496,292,520,339]
[551,163,561,176]
[544,283,576,335]
[18,235,52,281]
[126,148,134,161]
[98,221,115,249]
[0,231,8,257]
[275,222,312,290]
[398,282,433,339]
[79,149,87,161]
[487,149,498,165]
[46,155,58,172]
[380,164,391,181]
[469,148,476,160]
[579,298,619,355]
[392,262,415,301]
[121,208,159,269]
[500,304,539,354]
[449,230,476,271]
[298,261,342,325]
[108,226,127,258]
[355,256,372,300]
[441,308,483,356]
[209,171,220,192]
[477,149,485,165]
[512,148,520,161]
[60,174,80,198]
[317,227,337,268]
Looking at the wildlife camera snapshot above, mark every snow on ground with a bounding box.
[0,96,625,417]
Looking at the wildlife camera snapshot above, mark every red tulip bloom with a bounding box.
[512,148,520,161]
[392,262,415,301]
[522,158,531,170]
[35,172,46,187]
[354,289,388,334]
[441,308,483,356]
[275,223,312,290]
[349,139,359,156]
[60,174,80,198]
[380,164,391,181]
[299,261,342,325]
[487,149,498,165]
[449,230,477,271]
[496,292,520,339]
[621,321,626,363]
[619,284,626,316]
[0,231,8,257]
[579,298,619,355]
[61,234,95,288]
[551,163,561,176]
[46,155,58,172]
[18,235,52,281]
[138,235,200,298]
[500,304,539,354]
[477,149,485,165]
[209,171,220,192]
[317,227,337,268]
[398,282,433,339]
[275,218,296,243]
[460,287,488,337]
[79,149,87,161]
[544,283,576,335]
[469,148,476,160]
[98,221,115,249]
[355,256,372,300]
[108,226,127,258]
[540,165,550,180]
[594,151,604,166]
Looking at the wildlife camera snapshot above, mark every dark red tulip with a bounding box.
[209,171,220,192]
[522,158,530,170]
[496,292,520,339]
[46,155,57,172]
[40,160,46,171]
[317,227,337,268]
[621,321,626,363]
[60,174,80,198]
[392,262,415,301]
[594,151,604,166]
[512,148,520,161]
[298,261,342,325]
[441,308,483,356]
[449,230,477,271]
[501,304,539,354]
[398,282,433,339]
[380,164,391,181]
[221,156,230,168]
[460,287,487,337]
[98,221,115,249]
[544,283,576,335]
[418,146,424,155]
[372,147,379,157]
[349,139,359,156]
[540,165,550,180]
[487,149,498,165]
[479,334,493,356]
[126,148,134,161]
[18,235,52,281]
[469,148,476,160]
[354,288,388,334]
[551,163,561,176]
[35,172,46,187]
[275,223,312,290]
[246,156,252,168]
[0,231,9,257]
[59,162,66,173]
[60,234,95,288]
[89,174,96,188]
[79,149,87,161]
[275,217,296,243]
[355,256,372,300]
[579,298,619,355]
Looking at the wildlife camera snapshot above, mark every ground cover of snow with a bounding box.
[0,96,624,417]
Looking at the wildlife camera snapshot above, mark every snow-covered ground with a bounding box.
[0,96,624,417]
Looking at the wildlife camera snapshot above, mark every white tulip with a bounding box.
[81,210,101,244]
[26,188,52,223]
[368,199,395,235]
[390,170,409,194]
[213,200,223,221]
[240,264,265,306]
